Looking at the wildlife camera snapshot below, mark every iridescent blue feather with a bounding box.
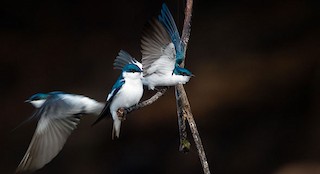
[158,3,184,65]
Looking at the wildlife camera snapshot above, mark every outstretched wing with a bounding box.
[158,3,184,64]
[113,50,142,70]
[16,94,85,172]
[141,19,176,76]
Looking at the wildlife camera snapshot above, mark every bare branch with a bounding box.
[181,0,193,50]
[176,0,211,173]
[175,84,211,174]
[175,86,190,152]
[120,87,168,116]
[176,0,194,153]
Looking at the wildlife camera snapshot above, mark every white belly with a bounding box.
[110,78,143,113]
[143,73,190,90]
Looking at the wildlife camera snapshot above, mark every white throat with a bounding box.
[122,71,142,80]
[30,99,46,108]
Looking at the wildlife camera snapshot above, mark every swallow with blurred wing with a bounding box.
[16,91,104,173]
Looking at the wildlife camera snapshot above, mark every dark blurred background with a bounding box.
[1,0,320,173]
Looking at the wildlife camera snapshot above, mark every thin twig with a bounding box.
[175,0,194,152]
[181,0,193,50]
[175,85,211,174]
[175,86,190,152]
[119,87,168,117]
[176,0,211,173]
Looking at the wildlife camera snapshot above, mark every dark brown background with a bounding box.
[1,0,319,173]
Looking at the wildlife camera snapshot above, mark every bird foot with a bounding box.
[117,108,126,121]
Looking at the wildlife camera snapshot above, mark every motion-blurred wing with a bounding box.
[16,116,80,172]
[16,94,87,172]
[141,19,176,76]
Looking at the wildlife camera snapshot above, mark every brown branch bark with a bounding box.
[175,0,194,153]
[181,0,193,49]
[175,86,190,152]
[122,87,168,115]
[175,84,211,174]
[176,0,211,173]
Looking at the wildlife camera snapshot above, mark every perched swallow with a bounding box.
[92,63,143,139]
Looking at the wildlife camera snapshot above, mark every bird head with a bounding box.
[25,93,49,108]
[122,64,143,79]
[173,65,194,77]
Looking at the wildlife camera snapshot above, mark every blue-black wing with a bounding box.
[92,76,125,126]
[158,3,184,64]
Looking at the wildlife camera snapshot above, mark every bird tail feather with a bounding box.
[112,119,121,140]
[91,102,111,126]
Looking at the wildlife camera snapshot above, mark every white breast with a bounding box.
[110,75,143,112]
[143,73,190,90]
